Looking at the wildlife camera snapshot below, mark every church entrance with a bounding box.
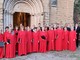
[13,12,31,28]
[3,0,44,31]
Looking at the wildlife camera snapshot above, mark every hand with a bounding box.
[38,41,39,43]
[73,39,75,41]
[67,41,69,43]
[52,40,54,41]
[32,39,33,42]
[7,42,9,44]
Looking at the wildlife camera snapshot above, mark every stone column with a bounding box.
[0,0,4,32]
[4,10,13,31]
[4,10,9,31]
[8,13,13,30]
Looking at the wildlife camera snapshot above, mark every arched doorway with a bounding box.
[3,0,44,30]
[13,12,31,28]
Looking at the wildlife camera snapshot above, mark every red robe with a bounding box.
[14,30,18,52]
[14,30,18,44]
[33,31,39,52]
[54,29,57,50]
[4,31,15,58]
[17,30,27,56]
[26,31,32,53]
[63,30,69,50]
[69,31,76,51]
[0,33,4,58]
[10,33,16,58]
[37,30,41,51]
[55,29,64,51]
[39,31,47,53]
[47,30,55,51]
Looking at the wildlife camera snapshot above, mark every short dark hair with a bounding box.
[34,27,37,30]
[5,26,9,29]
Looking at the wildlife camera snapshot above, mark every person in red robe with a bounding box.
[55,25,64,51]
[17,26,27,56]
[69,26,76,51]
[0,30,4,58]
[39,27,47,53]
[53,24,57,50]
[26,26,33,53]
[14,26,19,53]
[47,27,55,51]
[37,27,41,35]
[9,29,16,58]
[4,27,15,58]
[63,27,69,50]
[33,27,39,52]
[14,26,19,41]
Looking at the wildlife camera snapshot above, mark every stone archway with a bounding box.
[3,0,44,30]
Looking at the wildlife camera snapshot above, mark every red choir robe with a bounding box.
[45,31,48,51]
[26,31,32,53]
[4,31,15,58]
[54,29,57,50]
[63,30,69,50]
[14,30,18,52]
[10,32,16,57]
[39,31,47,53]
[14,30,18,43]
[17,30,27,56]
[69,31,76,51]
[0,33,4,58]
[55,29,64,51]
[37,30,40,36]
[47,30,55,51]
[37,30,41,51]
[33,31,39,52]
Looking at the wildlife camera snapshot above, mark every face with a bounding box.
[49,27,53,30]
[38,23,41,27]
[54,24,56,29]
[71,27,74,31]
[6,28,9,31]
[37,27,40,31]
[20,23,23,26]
[27,27,30,31]
[20,24,23,28]
[33,28,37,32]
[42,27,45,31]
[20,26,24,31]
[75,24,78,26]
[15,26,18,30]
[64,27,67,30]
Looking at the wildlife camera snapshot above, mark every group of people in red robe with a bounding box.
[0,23,78,58]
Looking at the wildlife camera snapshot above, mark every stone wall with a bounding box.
[0,0,75,30]
[0,0,3,31]
[50,0,75,26]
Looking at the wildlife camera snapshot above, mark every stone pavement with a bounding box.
[1,48,80,60]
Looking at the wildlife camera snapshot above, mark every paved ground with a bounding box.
[1,47,80,60]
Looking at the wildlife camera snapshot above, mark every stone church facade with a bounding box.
[0,0,74,30]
